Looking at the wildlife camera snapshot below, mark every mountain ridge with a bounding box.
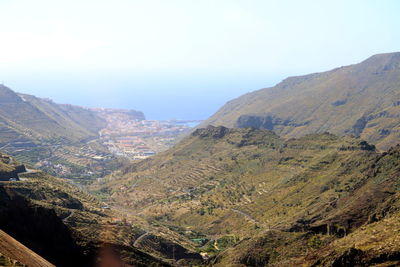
[0,84,106,145]
[201,52,400,150]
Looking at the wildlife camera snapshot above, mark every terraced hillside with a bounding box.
[202,52,400,150]
[0,152,204,267]
[94,126,400,266]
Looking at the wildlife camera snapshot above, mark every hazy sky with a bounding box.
[0,0,399,119]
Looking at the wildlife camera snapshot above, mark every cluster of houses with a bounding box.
[98,117,193,160]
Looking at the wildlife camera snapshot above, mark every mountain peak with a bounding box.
[358,51,400,72]
[363,51,400,62]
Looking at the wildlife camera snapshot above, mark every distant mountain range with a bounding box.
[202,52,400,150]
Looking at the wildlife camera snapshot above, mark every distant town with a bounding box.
[95,108,201,160]
[7,107,202,182]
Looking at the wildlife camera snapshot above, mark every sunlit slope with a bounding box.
[95,126,400,265]
[202,52,400,150]
[210,144,400,266]
[95,126,385,235]
[0,85,106,145]
[0,230,55,267]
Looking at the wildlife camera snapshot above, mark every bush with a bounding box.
[308,235,323,249]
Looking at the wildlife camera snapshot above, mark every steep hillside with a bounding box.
[90,107,145,122]
[0,152,203,267]
[0,230,55,267]
[94,126,400,266]
[211,206,400,267]
[0,85,106,146]
[202,52,400,150]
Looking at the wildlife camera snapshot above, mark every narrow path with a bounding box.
[213,240,219,251]
[62,210,75,223]
[133,232,149,248]
[23,168,36,174]
[231,208,267,228]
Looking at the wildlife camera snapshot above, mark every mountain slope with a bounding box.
[202,52,400,150]
[0,230,55,267]
[20,93,107,138]
[0,84,106,146]
[94,126,400,266]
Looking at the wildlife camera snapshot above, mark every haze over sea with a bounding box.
[2,71,281,121]
[1,0,399,120]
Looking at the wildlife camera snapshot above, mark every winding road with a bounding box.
[231,208,267,228]
[133,232,149,248]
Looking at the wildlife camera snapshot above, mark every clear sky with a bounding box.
[0,0,399,119]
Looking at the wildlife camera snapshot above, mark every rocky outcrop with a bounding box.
[191,126,231,139]
[0,170,19,180]
[236,114,309,131]
[14,165,26,173]
[0,154,27,181]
